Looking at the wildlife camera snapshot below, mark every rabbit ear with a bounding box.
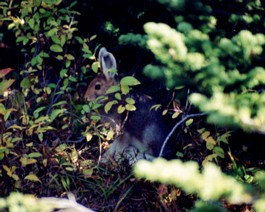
[99,47,117,80]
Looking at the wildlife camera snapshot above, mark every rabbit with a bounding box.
[84,47,171,164]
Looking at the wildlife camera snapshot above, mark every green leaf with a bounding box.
[172,111,180,119]
[60,69,67,78]
[65,54,74,60]
[69,76,77,82]
[117,105,125,114]
[35,0,42,6]
[47,28,58,37]
[33,106,46,118]
[92,61,99,73]
[75,36,84,44]
[16,36,26,43]
[56,55,64,60]
[25,173,41,183]
[28,152,42,158]
[115,93,122,100]
[86,133,93,142]
[4,108,16,121]
[0,103,6,115]
[106,130,114,140]
[20,157,37,167]
[0,79,15,95]
[125,104,136,111]
[121,85,130,95]
[50,44,63,53]
[83,168,93,176]
[104,100,118,113]
[61,34,66,46]
[205,136,216,151]
[51,35,61,44]
[150,104,161,111]
[82,105,90,113]
[162,109,168,115]
[106,85,120,94]
[90,115,101,121]
[50,109,66,122]
[66,60,71,68]
[213,147,225,159]
[125,97,135,104]
[28,19,35,29]
[52,100,67,107]
[7,125,24,131]
[120,76,141,86]
[185,119,193,126]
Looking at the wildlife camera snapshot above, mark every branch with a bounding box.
[159,112,207,158]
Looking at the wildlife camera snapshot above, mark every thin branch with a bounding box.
[159,112,207,158]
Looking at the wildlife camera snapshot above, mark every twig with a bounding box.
[159,112,207,158]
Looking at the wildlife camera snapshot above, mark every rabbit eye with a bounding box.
[95,84,101,90]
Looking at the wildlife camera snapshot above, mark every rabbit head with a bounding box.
[84,47,118,101]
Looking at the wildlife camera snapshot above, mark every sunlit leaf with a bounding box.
[92,61,99,73]
[28,152,42,158]
[172,111,180,119]
[86,133,93,141]
[104,100,118,113]
[106,85,120,94]
[106,130,114,140]
[125,97,135,104]
[117,105,125,114]
[25,173,41,183]
[20,157,37,167]
[125,104,136,111]
[185,118,193,126]
[115,93,121,100]
[120,76,141,86]
[121,85,130,95]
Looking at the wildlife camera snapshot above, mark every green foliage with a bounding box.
[199,129,229,165]
[0,0,265,210]
[122,2,265,132]
[0,0,97,196]
[81,75,140,142]
[103,76,140,113]
[0,192,93,212]
[134,159,265,211]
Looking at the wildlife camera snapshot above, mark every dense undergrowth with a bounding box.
[1,0,265,211]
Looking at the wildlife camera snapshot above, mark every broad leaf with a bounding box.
[50,44,63,52]
[120,76,141,86]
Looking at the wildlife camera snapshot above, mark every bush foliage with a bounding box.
[1,0,265,211]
